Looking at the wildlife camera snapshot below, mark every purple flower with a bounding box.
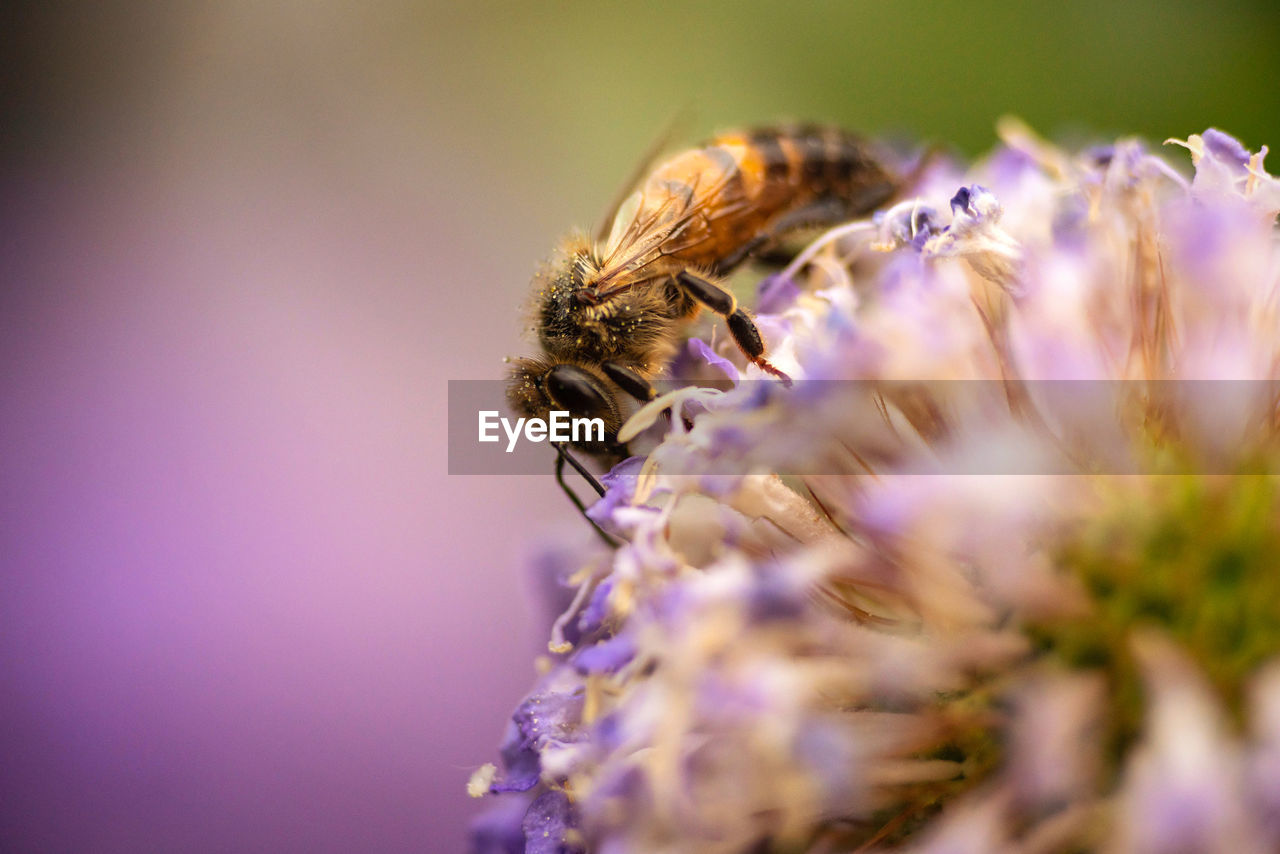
[875,199,944,251]
[1168,128,1280,216]
[473,122,1280,853]
[948,184,994,219]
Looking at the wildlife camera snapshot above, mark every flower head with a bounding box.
[472,125,1280,853]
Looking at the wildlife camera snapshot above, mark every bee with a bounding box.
[508,125,900,484]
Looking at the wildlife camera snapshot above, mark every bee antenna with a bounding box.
[554,445,620,548]
[555,443,605,496]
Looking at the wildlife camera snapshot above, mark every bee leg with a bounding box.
[604,361,696,431]
[676,269,738,316]
[676,270,793,386]
[727,309,792,385]
[714,235,770,275]
[769,194,857,234]
[600,362,656,403]
[715,197,856,275]
[554,445,620,548]
[748,246,805,268]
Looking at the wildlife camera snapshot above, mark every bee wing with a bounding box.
[593,159,740,295]
[593,112,691,244]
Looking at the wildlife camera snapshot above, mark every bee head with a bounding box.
[505,357,627,460]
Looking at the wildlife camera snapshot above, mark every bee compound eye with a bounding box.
[544,365,614,421]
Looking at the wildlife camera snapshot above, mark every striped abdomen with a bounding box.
[627,125,899,273]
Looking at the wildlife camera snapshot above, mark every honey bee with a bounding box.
[508,125,900,478]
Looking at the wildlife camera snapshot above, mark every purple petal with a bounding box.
[1050,194,1090,246]
[1083,144,1115,168]
[493,720,541,793]
[522,790,583,854]
[599,454,646,487]
[513,687,586,751]
[687,337,740,383]
[592,711,624,753]
[526,543,588,643]
[577,577,614,635]
[948,184,998,223]
[1202,128,1251,166]
[985,145,1039,190]
[907,207,942,250]
[794,719,863,809]
[572,634,636,675]
[949,185,974,216]
[585,456,646,527]
[469,793,534,854]
[877,201,943,252]
[746,568,808,623]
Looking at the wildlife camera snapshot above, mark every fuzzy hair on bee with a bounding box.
[530,234,685,375]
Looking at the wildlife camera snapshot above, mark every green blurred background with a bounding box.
[429,0,1280,203]
[427,0,1280,158]
[3,2,1279,851]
